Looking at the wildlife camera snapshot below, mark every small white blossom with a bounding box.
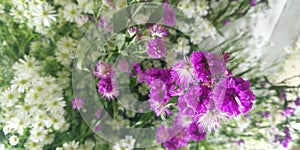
[63,4,81,22]
[9,135,19,146]
[31,3,57,27]
[63,141,80,150]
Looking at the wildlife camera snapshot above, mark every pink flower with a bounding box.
[72,97,85,110]
[97,78,119,100]
[163,3,176,26]
[94,60,114,79]
[127,26,139,37]
[148,79,172,118]
[96,107,101,119]
[171,57,194,88]
[147,37,166,58]
[148,24,168,38]
[281,107,295,117]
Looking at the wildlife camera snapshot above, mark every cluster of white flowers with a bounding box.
[176,0,217,45]
[55,36,78,67]
[178,0,209,19]
[55,139,95,150]
[7,0,94,34]
[55,0,93,23]
[9,0,57,34]
[112,135,136,150]
[0,56,68,149]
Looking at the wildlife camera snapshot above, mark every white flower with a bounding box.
[0,87,20,107]
[8,114,31,135]
[3,125,14,135]
[24,90,43,105]
[10,75,32,93]
[24,140,44,150]
[9,6,26,23]
[195,0,209,17]
[11,0,26,7]
[77,0,93,14]
[63,141,80,150]
[175,21,190,33]
[59,122,70,132]
[9,135,19,146]
[55,48,74,66]
[16,103,37,115]
[113,135,136,150]
[115,0,127,10]
[80,139,95,150]
[63,4,81,22]
[45,115,65,130]
[31,3,57,27]
[46,97,66,114]
[29,127,48,143]
[174,37,190,55]
[178,0,195,18]
[57,37,77,52]
[12,55,40,77]
[53,0,72,6]
[189,29,203,45]
[56,70,71,88]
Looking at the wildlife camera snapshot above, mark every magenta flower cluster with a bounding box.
[94,60,119,100]
[135,50,256,149]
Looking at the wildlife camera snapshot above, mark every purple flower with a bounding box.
[171,57,194,88]
[148,79,171,117]
[94,60,114,79]
[280,127,292,148]
[236,139,245,146]
[144,68,172,86]
[202,51,227,83]
[295,97,300,106]
[93,123,102,133]
[97,78,119,100]
[173,113,193,128]
[190,51,211,83]
[147,37,167,58]
[96,107,101,119]
[281,107,295,117]
[163,127,190,150]
[156,125,170,143]
[187,123,206,141]
[177,85,210,117]
[163,3,176,26]
[250,0,256,6]
[97,17,110,33]
[263,111,270,118]
[148,24,168,38]
[72,97,85,110]
[273,134,279,143]
[279,90,286,100]
[127,26,139,37]
[215,77,256,116]
[223,20,230,25]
